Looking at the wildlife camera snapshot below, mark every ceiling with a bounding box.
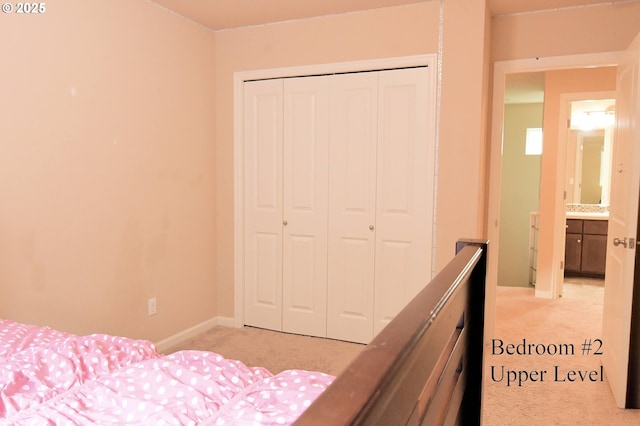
[151,0,633,31]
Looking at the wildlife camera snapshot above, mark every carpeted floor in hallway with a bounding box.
[483,285,640,425]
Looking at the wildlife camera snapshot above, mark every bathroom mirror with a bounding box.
[566,99,615,206]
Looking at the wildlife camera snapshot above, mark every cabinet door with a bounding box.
[282,76,330,338]
[244,79,284,331]
[327,72,379,343]
[564,233,583,274]
[374,67,434,336]
[582,234,607,275]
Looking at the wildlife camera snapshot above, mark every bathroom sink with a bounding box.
[565,211,609,220]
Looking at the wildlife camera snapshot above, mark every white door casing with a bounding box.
[602,32,640,408]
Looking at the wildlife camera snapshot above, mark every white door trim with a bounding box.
[486,52,622,334]
[233,54,437,327]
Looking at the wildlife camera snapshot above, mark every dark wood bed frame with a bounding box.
[295,239,487,426]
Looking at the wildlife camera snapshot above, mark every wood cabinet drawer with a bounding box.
[566,219,583,233]
[583,220,608,235]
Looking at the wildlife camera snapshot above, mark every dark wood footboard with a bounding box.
[295,239,487,426]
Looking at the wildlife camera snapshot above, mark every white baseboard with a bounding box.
[216,316,239,328]
[535,288,554,299]
[154,316,240,353]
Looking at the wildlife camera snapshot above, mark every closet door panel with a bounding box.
[376,240,411,324]
[244,79,284,331]
[327,72,378,343]
[282,76,330,338]
[374,67,434,336]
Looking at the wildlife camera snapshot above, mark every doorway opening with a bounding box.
[497,72,544,290]
[562,95,616,302]
[495,70,616,323]
[485,52,621,345]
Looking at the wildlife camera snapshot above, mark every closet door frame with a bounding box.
[233,54,437,328]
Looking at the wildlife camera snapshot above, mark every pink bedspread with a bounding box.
[0,320,334,425]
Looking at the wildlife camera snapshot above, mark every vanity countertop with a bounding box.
[566,211,609,220]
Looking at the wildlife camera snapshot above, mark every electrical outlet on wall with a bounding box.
[148,298,157,316]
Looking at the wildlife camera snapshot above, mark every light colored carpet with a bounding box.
[165,325,364,377]
[484,286,640,425]
[166,286,640,424]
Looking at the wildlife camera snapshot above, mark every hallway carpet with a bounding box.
[483,286,640,425]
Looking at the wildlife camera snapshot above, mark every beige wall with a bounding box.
[0,0,217,341]
[0,0,493,343]
[491,2,640,61]
[498,103,543,287]
[5,0,637,343]
[438,0,491,271]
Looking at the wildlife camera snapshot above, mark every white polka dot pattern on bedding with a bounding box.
[0,319,159,420]
[203,369,334,425]
[0,320,335,425]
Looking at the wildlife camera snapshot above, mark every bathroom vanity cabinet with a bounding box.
[564,218,608,277]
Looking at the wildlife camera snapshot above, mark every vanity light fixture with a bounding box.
[570,105,616,131]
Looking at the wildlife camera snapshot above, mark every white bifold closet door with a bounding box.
[374,68,432,335]
[327,68,432,342]
[244,67,433,343]
[281,76,330,337]
[243,79,284,332]
[326,72,378,342]
[244,76,331,338]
